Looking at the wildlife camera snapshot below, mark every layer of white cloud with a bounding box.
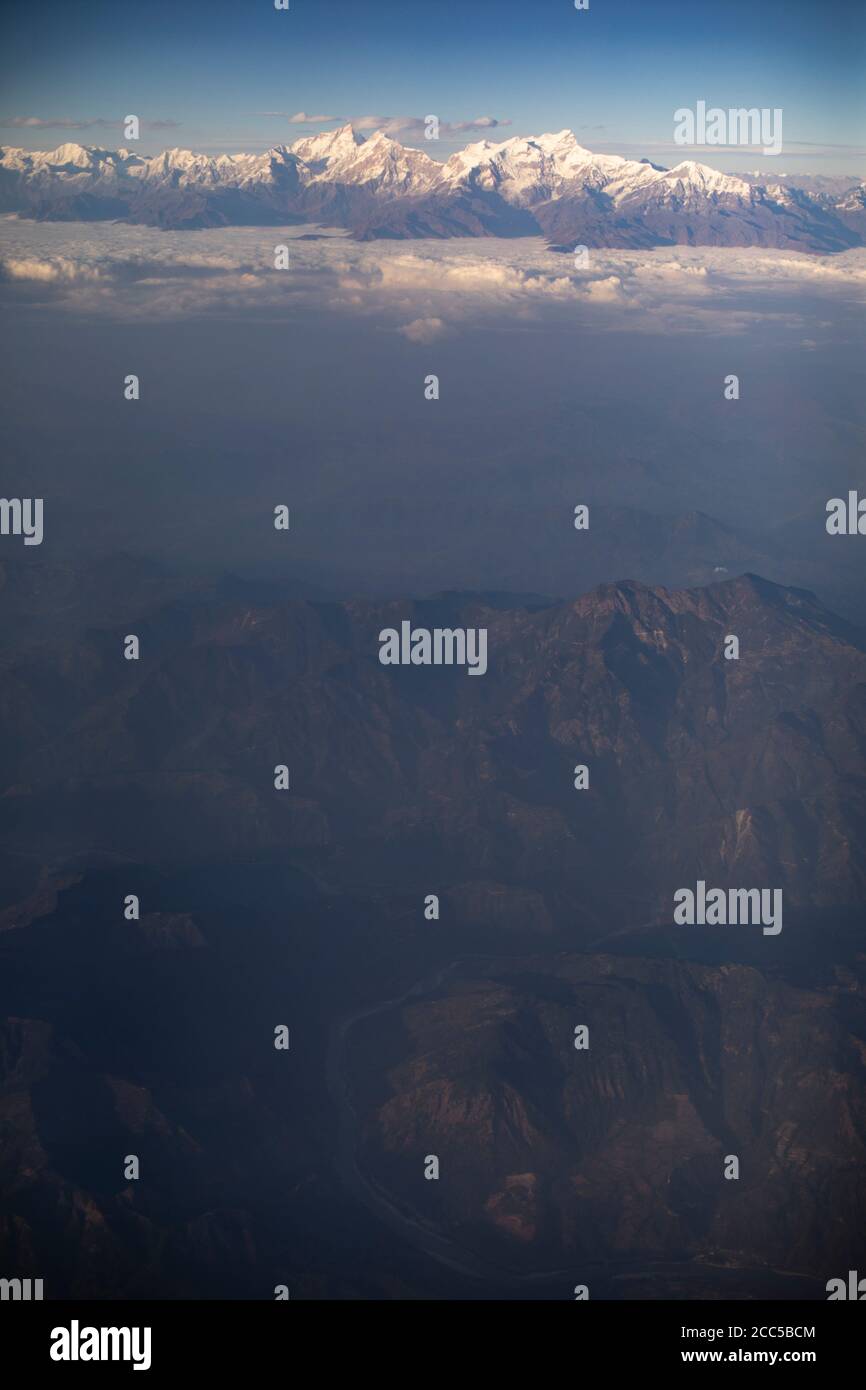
[1,217,863,339]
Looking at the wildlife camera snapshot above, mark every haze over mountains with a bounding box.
[2,125,864,250]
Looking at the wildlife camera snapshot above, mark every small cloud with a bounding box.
[287,111,339,124]
[2,255,101,282]
[1,116,102,129]
[584,275,626,303]
[0,116,179,130]
[398,316,447,343]
[347,115,510,138]
[450,117,513,133]
[258,111,340,124]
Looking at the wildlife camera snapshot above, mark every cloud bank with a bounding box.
[1,218,863,339]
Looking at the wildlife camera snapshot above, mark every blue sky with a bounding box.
[1,0,863,172]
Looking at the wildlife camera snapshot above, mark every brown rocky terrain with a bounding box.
[347,951,866,1279]
[0,571,864,1296]
[1,572,864,925]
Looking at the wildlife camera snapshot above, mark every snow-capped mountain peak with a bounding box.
[47,142,94,166]
[290,122,366,167]
[0,128,859,251]
[290,123,441,192]
[533,129,593,156]
[664,160,752,195]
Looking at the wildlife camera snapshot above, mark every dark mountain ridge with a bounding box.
[1,571,864,1296]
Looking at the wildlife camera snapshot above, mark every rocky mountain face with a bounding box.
[0,572,864,1296]
[349,951,866,1277]
[1,126,863,249]
[2,573,864,923]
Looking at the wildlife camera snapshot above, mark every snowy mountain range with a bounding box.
[2,125,863,250]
